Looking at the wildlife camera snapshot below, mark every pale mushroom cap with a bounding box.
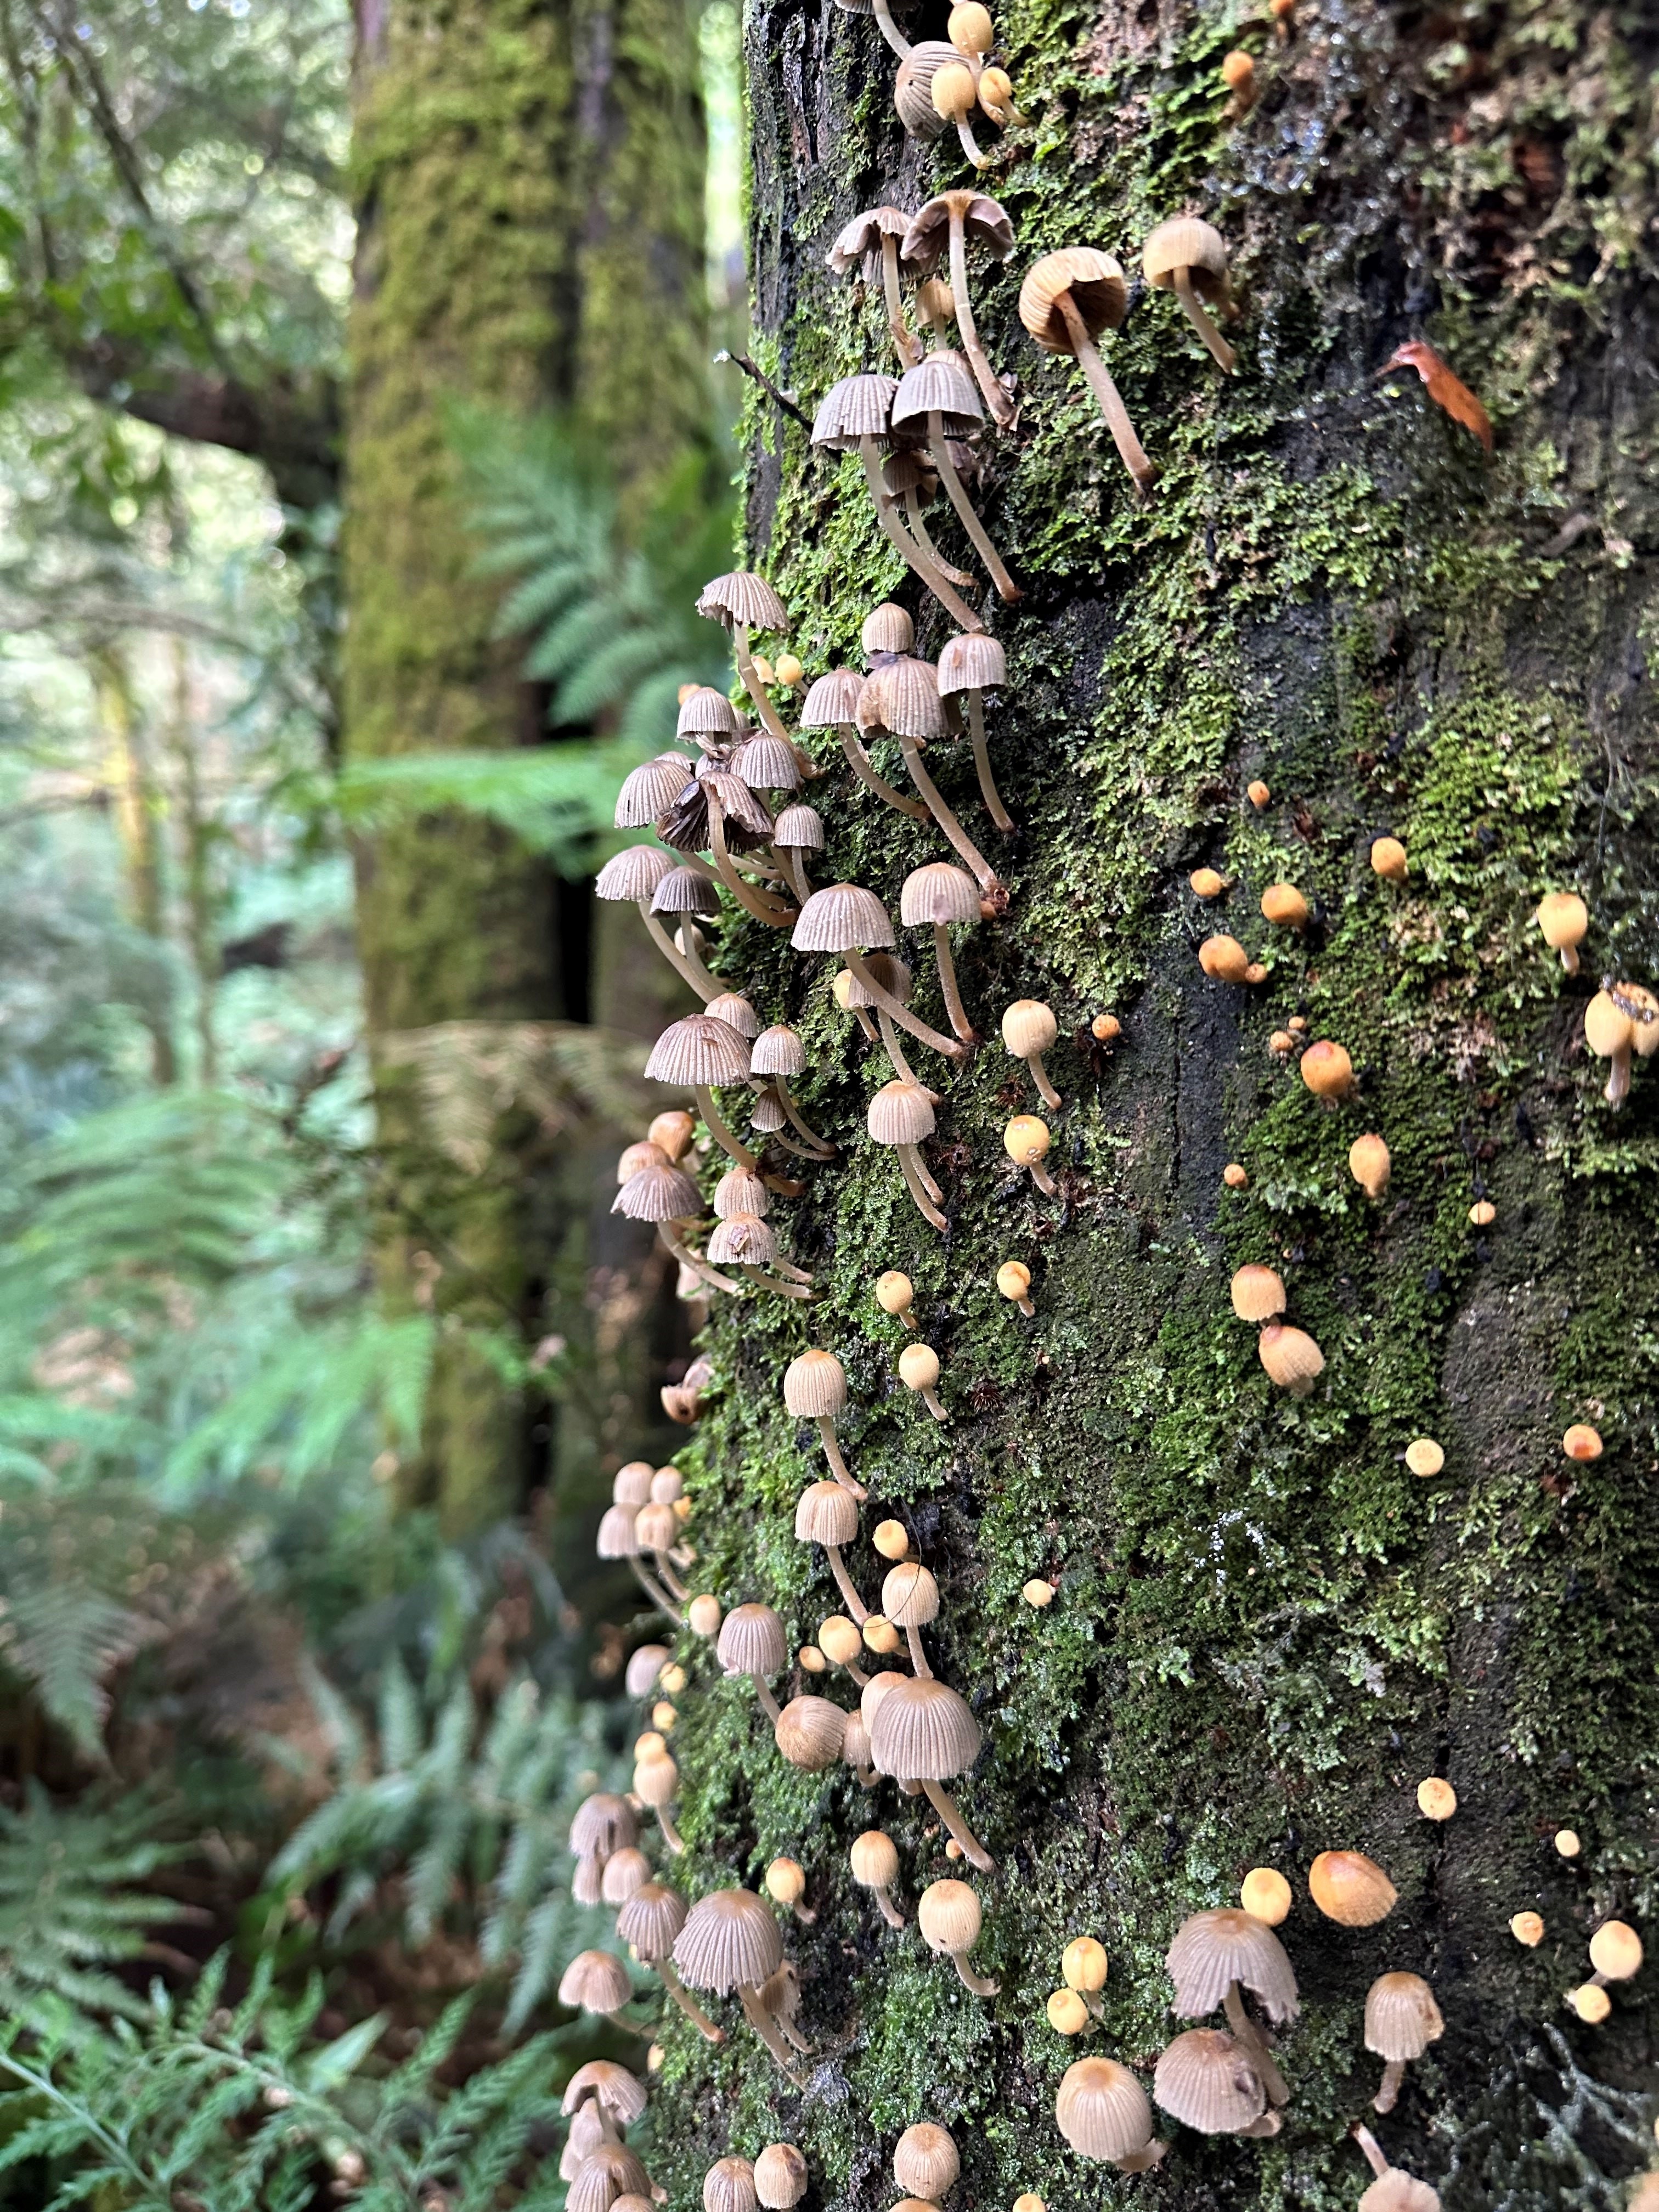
[1240,1867,1291,1926]
[1588,1919,1644,1979]
[1054,2056,1155,2162]
[617,1881,689,1963]
[801,667,867,726]
[749,1032,809,1089]
[718,1602,788,1681]
[704,2157,758,2212]
[559,1948,634,2015]
[1417,1776,1457,1818]
[869,1080,939,1146]
[1230,1264,1286,1322]
[863,602,916,657]
[784,1347,848,1418]
[1063,1937,1108,1991]
[614,752,695,828]
[1308,1849,1397,1926]
[1358,2174,1441,2212]
[893,40,960,137]
[646,1015,753,1088]
[866,654,948,741]
[1001,999,1059,1057]
[795,1478,861,1546]
[1151,2027,1266,2134]
[754,2145,809,2210]
[1300,1039,1355,1096]
[612,1161,703,1224]
[938,630,1007,693]
[846,951,913,1008]
[633,1752,679,1808]
[1584,989,1634,1057]
[569,1787,636,1857]
[714,1165,770,1220]
[598,844,676,900]
[672,1888,786,1994]
[1142,217,1229,296]
[793,882,898,955]
[677,685,741,737]
[891,350,984,439]
[1258,1322,1325,1391]
[1510,1910,1545,1945]
[900,860,981,927]
[893,2121,960,2199]
[819,1612,864,1663]
[707,1214,777,1266]
[1536,891,1588,949]
[1004,1114,1051,1165]
[902,189,1015,270]
[1364,1971,1444,2060]
[861,1668,910,1730]
[731,734,802,793]
[898,1342,942,1391]
[1166,1907,1300,2024]
[870,1674,981,1780]
[751,1090,787,1134]
[650,865,721,917]
[635,1500,681,1551]
[597,1503,644,1559]
[773,804,826,854]
[828,204,913,272]
[776,1694,849,1769]
[1350,1133,1392,1192]
[1404,1437,1445,1477]
[851,1828,901,1888]
[602,1846,653,1905]
[917,1876,983,1953]
[612,1462,656,1508]
[617,1139,669,1186]
[562,2059,648,2126]
[697,570,788,633]
[1018,247,1128,352]
[568,2143,652,2212]
[997,1261,1031,1300]
[876,1268,915,1313]
[812,371,901,449]
[882,1560,940,1626]
[707,990,763,1040]
[624,1644,670,1699]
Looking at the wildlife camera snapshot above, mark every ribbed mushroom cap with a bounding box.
[795,1478,859,1545]
[678,686,741,738]
[1055,2056,1155,2162]
[704,2158,758,2212]
[844,953,912,1008]
[1257,1323,1325,1393]
[701,765,776,836]
[718,1601,788,1680]
[596,1503,643,1559]
[751,1090,787,1133]
[1359,2173,1441,2212]
[649,866,721,917]
[750,1026,808,1080]
[616,1881,689,1963]
[602,1846,653,1905]
[1229,1265,1286,1322]
[843,1710,874,1769]
[714,1165,770,1220]
[882,1560,940,1626]
[612,1461,656,1507]
[784,1347,848,1418]
[802,668,866,727]
[618,1139,669,1186]
[773,804,825,851]
[633,1751,679,1808]
[891,349,984,438]
[562,2059,648,2125]
[1018,247,1128,352]
[1166,1908,1300,2024]
[1308,1849,1397,1926]
[793,882,897,955]
[863,603,915,657]
[893,40,958,136]
[731,734,802,793]
[868,1080,937,1146]
[708,1212,776,1265]
[697,571,788,632]
[611,2196,656,2212]
[870,1674,980,1779]
[850,1829,900,1887]
[902,190,1015,271]
[624,1644,669,1699]
[1142,217,1229,297]
[569,2145,652,2212]
[616,753,696,828]
[672,1888,785,1993]
[571,1791,638,1859]
[706,991,761,1040]
[900,861,981,926]
[828,204,914,273]
[937,630,1006,692]
[894,2121,960,2198]
[1364,1972,1443,2059]
[865,655,946,742]
[754,2146,809,2210]
[611,1161,702,1224]
[776,1694,849,1768]
[1152,2028,1266,2134]
[635,1500,680,1554]
[559,1949,633,2015]
[597,845,676,902]
[1001,999,1057,1056]
[646,1014,753,1087]
[917,1876,981,1953]
[812,372,900,450]
[650,1464,683,1504]
[860,1668,909,1730]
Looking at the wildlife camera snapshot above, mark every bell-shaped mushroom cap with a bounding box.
[882,1560,940,1626]
[602,1845,653,1905]
[558,1949,634,2016]
[697,571,788,633]
[844,953,913,1008]
[870,1674,980,1780]
[891,349,984,439]
[718,1601,788,1680]
[616,753,696,828]
[843,1709,874,1768]
[1257,1323,1325,1393]
[1229,1264,1286,1322]
[1536,890,1588,950]
[938,630,1006,692]
[708,1213,776,1265]
[893,39,959,136]
[850,1827,901,1886]
[624,1643,670,1699]
[1584,988,1634,1058]
[795,1477,860,1545]
[751,1090,787,1133]
[828,204,913,272]
[902,190,1015,270]
[865,656,946,742]
[900,860,981,926]
[612,1161,703,1224]
[1300,1039,1355,1098]
[572,1790,639,1859]
[646,1013,753,1087]
[784,1347,848,1418]
[618,1139,670,1186]
[1359,2174,1441,2212]
[704,2159,758,2212]
[868,1080,938,1146]
[678,685,742,738]
[1018,247,1128,352]
[1166,1908,1300,2025]
[776,1694,849,1768]
[917,1876,981,1953]
[611,2196,656,2212]
[650,1464,682,1504]
[1142,217,1229,295]
[731,733,803,793]
[751,1026,808,1081]
[774,804,826,851]
[596,1503,644,1559]
[612,1461,656,1507]
[894,2121,960,2198]
[754,2146,809,2210]
[562,2058,648,2125]
[1151,2027,1266,2134]
[707,991,762,1040]
[1198,933,1251,981]
[569,2144,652,2212]
[616,1881,689,1963]
[812,372,900,451]
[714,1165,770,1219]
[1589,1919,1644,1979]
[1260,882,1309,928]
[1364,1972,1443,2059]
[800,674,865,736]
[597,844,678,902]
[1001,999,1058,1056]
[672,1887,785,1994]
[650,866,722,918]
[1308,1849,1397,1926]
[1055,2056,1156,2162]
[864,603,915,657]
[793,882,897,955]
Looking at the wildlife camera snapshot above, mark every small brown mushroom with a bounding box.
[617,1882,724,2041]
[901,861,981,1042]
[876,1268,919,1328]
[881,1559,941,1675]
[1257,1322,1324,1395]
[633,1751,685,1853]
[1536,891,1588,973]
[795,882,968,1059]
[1510,1911,1545,1946]
[917,1877,1000,1993]
[1004,1114,1058,1197]
[795,1479,872,1622]
[1247,779,1271,808]
[1308,1849,1397,1927]
[1417,1777,1457,1819]
[871,1679,994,1869]
[672,1889,800,2080]
[817,1612,871,1685]
[828,206,924,368]
[1584,989,1634,1105]
[1001,999,1062,1107]
[874,1519,911,1560]
[1588,1918,1643,1985]
[1240,1868,1291,1925]
[1230,1264,1285,1322]
[1167,1907,1297,2108]
[1365,1973,1444,2111]
[861,658,1004,894]
[935,630,1013,830]
[775,1694,849,1770]
[754,2147,808,2211]
[903,192,1017,430]
[870,1079,950,1232]
[783,1348,865,1497]
[646,1014,760,1173]
[717,1603,788,1722]
[897,1344,949,1425]
[894,2123,958,2199]
[1141,218,1236,373]
[1017,250,1155,489]
[704,2160,757,2212]
[596,843,721,1003]
[930,58,991,166]
[1300,1039,1355,1100]
[889,354,1020,606]
[1371,836,1408,882]
[1350,1133,1392,1198]
[1153,2028,1273,2136]
[1221,47,1256,109]
[1055,2056,1164,2172]
[597,1503,684,1625]
[997,1259,1035,1314]
[802,667,929,826]
[1404,1437,1443,1477]
[569,2146,653,2212]
[851,1828,907,1927]
[559,1949,634,2022]
[1261,882,1309,928]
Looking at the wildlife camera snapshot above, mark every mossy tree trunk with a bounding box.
[640,0,1658,2203]
[345,0,709,1533]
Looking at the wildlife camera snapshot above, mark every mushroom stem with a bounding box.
[630,1558,684,1626]
[947,1947,1001,1996]
[904,488,976,587]
[1171,266,1236,372]
[1026,1159,1059,1198]
[708,801,797,927]
[898,1144,949,1232]
[659,1961,725,2042]
[1222,1982,1289,2108]
[877,1006,930,1094]
[1374,2058,1406,2115]
[693,1085,760,1172]
[774,1256,817,1285]
[904,1622,935,1678]
[931,923,977,1042]
[894,736,1001,896]
[948,213,1014,428]
[1024,1052,1062,1109]
[874,1886,906,1929]
[1014,1291,1035,1317]
[656,1223,743,1296]
[859,436,985,633]
[836,1653,871,1687]
[837,720,932,821]
[918,1388,949,1426]
[1352,2126,1390,2181]
[652,1804,685,1853]
[641,909,720,1000]
[952,109,989,168]
[652,1554,691,1601]
[1115,2146,1167,2174]
[869,0,912,58]
[1056,292,1158,489]
[928,416,1020,602]
[921,1778,994,1871]
[1605,1043,1632,1106]
[825,1542,872,1623]
[730,619,797,749]
[774,1077,836,1154]
[780,849,815,904]
[853,1005,880,1042]
[845,947,969,1060]
[962,690,1014,830]
[815,1415,866,1499]
[789,1898,817,1925]
[1560,944,1580,975]
[854,1763,878,1787]
[741,1263,815,1301]
[754,1678,783,1725]
[881,230,923,366]
[763,1121,827,1164]
[737,1984,805,2084]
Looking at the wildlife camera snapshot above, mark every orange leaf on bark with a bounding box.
[1384,341,1493,453]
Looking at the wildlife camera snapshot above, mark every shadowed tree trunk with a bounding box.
[630,0,1658,2203]
[345,0,709,1533]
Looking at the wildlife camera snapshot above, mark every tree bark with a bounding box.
[644,0,1658,2204]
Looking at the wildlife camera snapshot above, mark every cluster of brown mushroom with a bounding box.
[830,0,1025,165]
[1534,892,1659,1107]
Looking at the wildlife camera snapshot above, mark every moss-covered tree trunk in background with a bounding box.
[642,0,1658,2202]
[345,0,708,1533]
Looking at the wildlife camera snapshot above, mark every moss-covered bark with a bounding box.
[629,0,1658,2202]
[344,0,708,1531]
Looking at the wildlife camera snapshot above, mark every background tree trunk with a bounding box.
[646,0,1657,2203]
[345,0,709,1533]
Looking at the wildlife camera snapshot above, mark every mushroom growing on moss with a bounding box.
[1350,1133,1392,1198]
[633,1748,685,1853]
[783,1349,865,1497]
[1055,2057,1165,2171]
[775,1694,849,1771]
[1199,933,1251,983]
[1260,882,1308,929]
[1584,989,1634,1105]
[889,353,1020,607]
[596,844,720,1002]
[997,1259,1035,1314]
[1309,1850,1397,1926]
[717,1603,788,1723]
[795,882,969,1060]
[1141,218,1235,371]
[1258,1323,1324,1395]
[861,658,1003,896]
[1371,837,1408,882]
[559,1949,634,2023]
[795,1480,872,1623]
[802,666,930,825]
[851,1829,907,1928]
[938,630,1014,830]
[901,862,981,1043]
[898,1344,949,1425]
[1364,1972,1443,2112]
[703,2160,757,2212]
[754,2147,808,2211]
[882,1559,941,1675]
[1166,1908,1297,2108]
[764,1858,815,1925]
[671,1889,800,2079]
[646,1014,760,1173]
[1240,1868,1291,1925]
[918,1877,1000,1993]
[617,1882,724,2041]
[902,191,1017,430]
[1230,1264,1285,1322]
[1153,2028,1273,2136]
[1018,248,1155,489]
[1536,891,1588,973]
[1001,1000,1062,1107]
[812,376,981,633]
[1063,1937,1109,2018]
[876,1269,919,1329]
[1004,1114,1058,1197]
[613,1151,740,1301]
[894,2123,959,2200]
[828,206,924,368]
[871,1678,994,1869]
[1300,1039,1355,1101]
[870,1080,950,1233]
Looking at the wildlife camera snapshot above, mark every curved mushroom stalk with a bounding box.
[893,735,1001,898]
[903,487,976,586]
[869,0,912,58]
[647,1549,691,1602]
[751,1677,783,1725]
[825,1541,872,1622]
[760,1965,814,2054]
[692,1084,759,1173]
[948,210,1015,430]
[1222,1983,1289,2108]
[904,1622,934,1676]
[1054,287,1156,489]
[707,795,797,927]
[898,1144,948,1232]
[814,1418,865,1500]
[737,1983,805,2083]
[836,718,932,821]
[779,847,815,903]
[852,1005,879,1041]
[1115,2145,1167,2175]
[742,1263,815,1302]
[653,1803,684,1852]
[655,1222,743,1296]
[930,922,976,1042]
[658,1960,725,2043]
[879,228,924,363]
[630,1558,685,1626]
[877,1006,940,1097]
[921,1778,994,1870]
[857,435,985,633]
[873,1884,906,1929]
[640,907,721,1000]
[927,412,1020,602]
[846,948,969,1062]
[771,1076,835,1155]
[1172,267,1236,372]
[961,689,1014,831]
[1374,2059,1407,2114]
